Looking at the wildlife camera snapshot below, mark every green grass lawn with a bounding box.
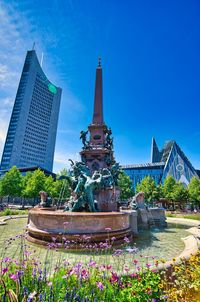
[166,212,200,220]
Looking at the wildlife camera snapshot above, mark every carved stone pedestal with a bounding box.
[94,187,120,211]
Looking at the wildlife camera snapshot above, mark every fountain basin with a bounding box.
[27,208,131,247]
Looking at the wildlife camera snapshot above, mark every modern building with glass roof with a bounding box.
[0,49,62,175]
[122,138,199,189]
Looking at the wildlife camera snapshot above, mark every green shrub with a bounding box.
[0,208,28,216]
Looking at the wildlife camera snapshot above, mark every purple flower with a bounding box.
[3,257,11,263]
[113,249,123,256]
[88,260,96,267]
[75,262,82,270]
[96,281,104,290]
[63,221,69,225]
[124,236,130,243]
[32,268,37,277]
[16,270,24,278]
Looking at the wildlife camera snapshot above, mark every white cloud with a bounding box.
[0,4,32,90]
[53,151,81,173]
[0,3,40,160]
[0,97,14,155]
[0,2,84,170]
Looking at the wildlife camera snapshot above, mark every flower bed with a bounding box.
[0,230,200,302]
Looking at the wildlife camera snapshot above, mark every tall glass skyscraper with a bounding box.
[0,50,62,173]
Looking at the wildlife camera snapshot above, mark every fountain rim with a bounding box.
[28,207,131,217]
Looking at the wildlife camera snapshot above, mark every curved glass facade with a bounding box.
[122,139,199,189]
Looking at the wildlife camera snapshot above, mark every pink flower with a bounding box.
[110,272,119,284]
[63,221,69,225]
[130,273,137,278]
[105,227,112,231]
[2,267,8,275]
[9,273,18,281]
[151,269,157,273]
[67,269,75,276]
[124,267,129,272]
[133,259,138,265]
[81,269,88,279]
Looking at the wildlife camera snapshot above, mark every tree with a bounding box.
[188,177,200,206]
[118,172,134,200]
[0,166,22,198]
[161,176,176,201]
[21,172,33,197]
[23,169,46,199]
[136,176,160,203]
[56,168,68,179]
[172,182,189,208]
[44,175,55,196]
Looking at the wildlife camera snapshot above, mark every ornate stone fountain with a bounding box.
[27,59,132,248]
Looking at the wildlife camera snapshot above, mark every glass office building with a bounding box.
[122,138,199,189]
[0,50,62,173]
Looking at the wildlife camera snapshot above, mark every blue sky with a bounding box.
[0,0,200,172]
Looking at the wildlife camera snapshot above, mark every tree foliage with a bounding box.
[44,175,55,196]
[188,177,200,205]
[118,172,134,200]
[21,172,32,197]
[1,166,199,209]
[56,168,68,179]
[23,169,46,198]
[0,166,22,197]
[171,182,189,203]
[162,176,176,201]
[136,176,160,203]
[0,167,71,202]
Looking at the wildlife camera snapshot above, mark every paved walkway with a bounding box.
[0,215,28,225]
[167,216,200,226]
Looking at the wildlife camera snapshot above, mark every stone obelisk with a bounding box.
[80,58,115,173]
